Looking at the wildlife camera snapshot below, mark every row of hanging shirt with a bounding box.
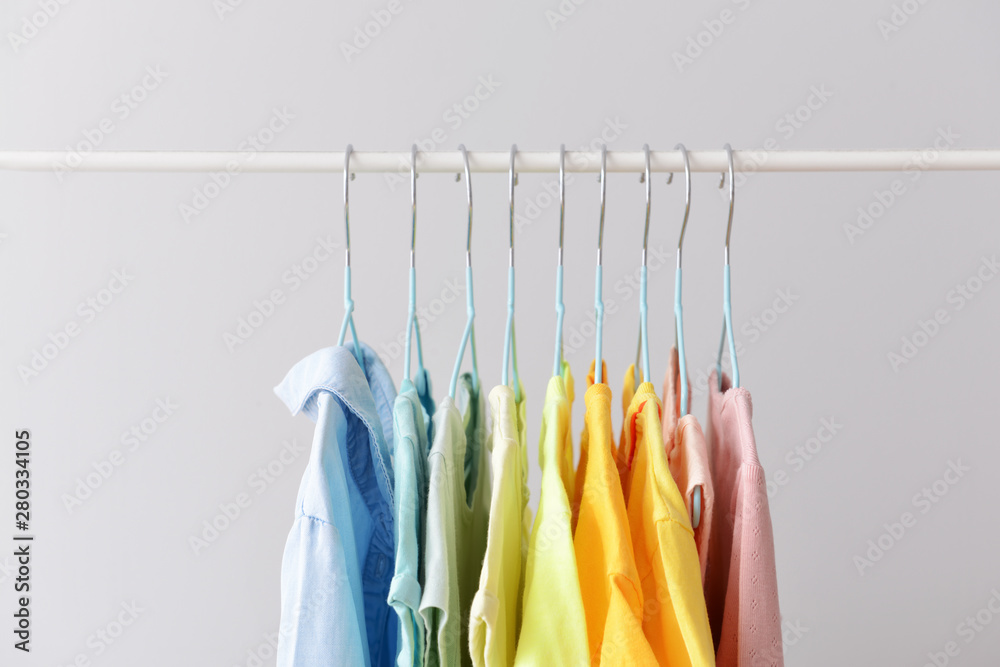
[273,145,782,666]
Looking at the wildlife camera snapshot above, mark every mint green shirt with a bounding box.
[420,374,491,667]
[389,378,433,667]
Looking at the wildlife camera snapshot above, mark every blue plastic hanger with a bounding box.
[670,144,700,528]
[553,145,566,378]
[633,145,652,388]
[594,145,607,385]
[716,144,740,391]
[448,145,480,398]
[403,145,429,390]
[337,145,366,373]
[502,145,522,402]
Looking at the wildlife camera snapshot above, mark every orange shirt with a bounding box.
[573,361,659,666]
[571,360,607,532]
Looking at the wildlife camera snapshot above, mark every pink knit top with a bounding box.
[705,371,783,666]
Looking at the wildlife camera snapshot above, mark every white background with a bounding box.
[2,1,1000,665]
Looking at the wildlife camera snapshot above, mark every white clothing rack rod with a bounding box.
[1,150,999,173]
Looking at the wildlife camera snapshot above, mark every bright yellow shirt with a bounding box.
[515,364,589,667]
[618,367,715,666]
[573,362,658,666]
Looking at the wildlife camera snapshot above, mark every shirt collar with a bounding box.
[274,343,397,498]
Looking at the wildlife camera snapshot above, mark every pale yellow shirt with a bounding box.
[515,365,589,667]
[470,384,529,667]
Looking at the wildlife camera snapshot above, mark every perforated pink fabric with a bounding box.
[705,371,783,666]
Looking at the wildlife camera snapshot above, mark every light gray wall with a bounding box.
[2,1,999,665]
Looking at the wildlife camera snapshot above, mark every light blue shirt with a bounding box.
[275,344,398,667]
[388,377,432,667]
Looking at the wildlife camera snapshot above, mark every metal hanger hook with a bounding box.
[672,143,693,267]
[553,143,567,377]
[598,144,607,266]
[634,144,652,387]
[593,144,608,385]
[641,144,651,266]
[410,144,418,267]
[716,142,741,391]
[338,144,364,371]
[457,144,473,265]
[449,144,480,398]
[720,143,736,265]
[558,144,565,266]
[344,144,355,265]
[509,144,517,266]
[503,143,521,399]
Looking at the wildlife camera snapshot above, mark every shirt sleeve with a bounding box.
[388,434,424,667]
[278,515,369,667]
